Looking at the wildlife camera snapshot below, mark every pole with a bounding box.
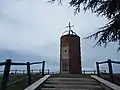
[94,70,96,74]
[108,59,114,82]
[1,59,12,90]
[96,62,100,76]
[27,62,31,86]
[48,69,49,74]
[42,61,45,77]
[15,70,17,74]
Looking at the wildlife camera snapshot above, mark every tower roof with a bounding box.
[62,22,77,36]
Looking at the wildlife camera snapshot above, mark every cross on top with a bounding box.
[65,22,74,34]
[66,22,74,31]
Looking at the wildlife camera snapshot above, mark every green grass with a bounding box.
[100,74,120,86]
[8,74,27,83]
[0,76,2,83]
[0,73,42,90]
[7,73,42,90]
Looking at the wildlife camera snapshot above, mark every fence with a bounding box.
[96,59,120,83]
[82,70,106,74]
[0,69,50,75]
[0,59,45,90]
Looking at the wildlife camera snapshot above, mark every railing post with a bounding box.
[48,69,49,74]
[96,62,100,76]
[27,62,31,86]
[1,59,12,90]
[108,59,114,82]
[23,70,25,74]
[94,70,96,74]
[31,70,33,74]
[42,61,45,77]
[83,71,85,74]
[15,70,17,74]
[39,69,41,73]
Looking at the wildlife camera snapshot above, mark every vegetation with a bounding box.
[51,0,120,51]
[0,73,42,90]
[0,76,2,83]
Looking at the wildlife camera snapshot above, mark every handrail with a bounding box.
[91,75,120,90]
[24,75,51,90]
[30,62,43,65]
[0,62,6,66]
[0,59,46,90]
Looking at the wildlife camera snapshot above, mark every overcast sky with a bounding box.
[0,0,120,73]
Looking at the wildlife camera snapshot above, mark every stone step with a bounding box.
[45,81,99,85]
[47,78,96,82]
[41,88,99,90]
[51,74,91,78]
[42,84,103,89]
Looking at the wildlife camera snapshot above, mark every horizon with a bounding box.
[0,0,120,73]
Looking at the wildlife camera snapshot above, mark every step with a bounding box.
[42,84,102,89]
[45,81,99,85]
[41,87,103,90]
[41,88,92,90]
[47,78,96,82]
[51,74,91,78]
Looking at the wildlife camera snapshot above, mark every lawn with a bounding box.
[100,74,120,86]
[0,76,2,83]
[0,73,42,90]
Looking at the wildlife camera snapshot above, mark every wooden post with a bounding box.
[15,70,17,74]
[1,59,12,90]
[83,71,85,74]
[32,70,33,74]
[23,70,25,74]
[94,70,96,74]
[96,62,100,76]
[27,62,31,86]
[39,69,41,73]
[42,61,45,77]
[48,69,49,74]
[108,59,114,82]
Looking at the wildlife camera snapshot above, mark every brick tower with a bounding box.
[60,22,82,74]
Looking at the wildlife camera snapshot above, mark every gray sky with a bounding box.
[0,0,120,73]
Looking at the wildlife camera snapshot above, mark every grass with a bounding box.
[0,73,42,90]
[0,76,2,83]
[7,73,42,90]
[8,74,27,83]
[100,74,120,86]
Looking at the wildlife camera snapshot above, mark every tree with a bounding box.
[50,0,120,51]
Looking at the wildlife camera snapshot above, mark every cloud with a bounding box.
[0,48,59,72]
[82,39,120,72]
[0,0,119,73]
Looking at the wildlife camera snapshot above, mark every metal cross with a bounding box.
[66,22,74,31]
[62,22,77,35]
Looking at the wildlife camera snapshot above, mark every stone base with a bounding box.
[60,71,69,74]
